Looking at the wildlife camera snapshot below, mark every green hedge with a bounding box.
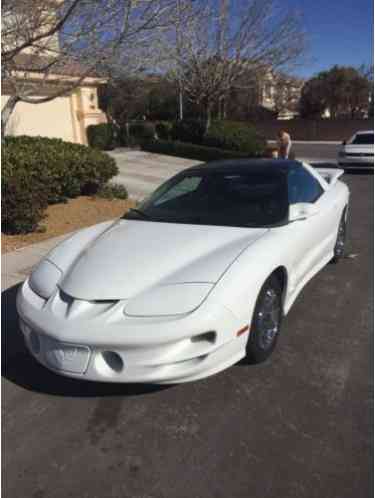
[203,121,266,156]
[87,123,116,150]
[129,122,155,140]
[2,165,49,234]
[118,121,155,147]
[170,119,206,144]
[2,136,118,234]
[142,140,253,162]
[155,121,173,140]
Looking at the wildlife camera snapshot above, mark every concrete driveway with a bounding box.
[2,163,372,498]
[109,149,200,199]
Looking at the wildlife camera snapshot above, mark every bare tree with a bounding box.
[161,0,307,129]
[1,0,177,135]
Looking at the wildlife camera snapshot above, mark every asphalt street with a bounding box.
[2,149,373,498]
[292,142,340,162]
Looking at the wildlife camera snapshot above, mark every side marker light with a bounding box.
[236,325,249,337]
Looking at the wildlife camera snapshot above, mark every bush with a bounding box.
[119,130,140,148]
[2,160,48,234]
[87,123,116,150]
[142,140,252,162]
[129,122,155,141]
[118,121,155,147]
[2,136,118,234]
[155,121,173,140]
[203,121,266,156]
[95,182,129,200]
[170,119,206,144]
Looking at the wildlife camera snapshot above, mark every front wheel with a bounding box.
[246,275,283,364]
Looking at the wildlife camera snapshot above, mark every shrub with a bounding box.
[203,121,266,157]
[118,121,155,147]
[155,121,173,140]
[129,122,155,141]
[2,136,118,234]
[2,160,48,234]
[170,119,206,144]
[142,140,252,162]
[118,129,140,147]
[95,182,129,200]
[87,123,116,150]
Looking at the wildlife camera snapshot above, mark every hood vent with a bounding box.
[49,289,119,320]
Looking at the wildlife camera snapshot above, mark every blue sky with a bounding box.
[285,0,373,78]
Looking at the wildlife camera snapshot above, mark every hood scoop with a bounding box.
[50,289,119,320]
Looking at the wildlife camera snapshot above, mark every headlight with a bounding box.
[124,283,214,317]
[29,259,62,299]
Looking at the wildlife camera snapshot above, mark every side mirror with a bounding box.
[289,203,319,222]
[342,140,347,145]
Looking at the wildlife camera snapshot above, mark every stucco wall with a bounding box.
[2,95,77,142]
[2,86,107,145]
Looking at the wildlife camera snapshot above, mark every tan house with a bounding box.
[2,75,107,145]
[2,2,107,145]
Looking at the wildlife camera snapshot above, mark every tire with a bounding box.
[246,274,283,364]
[331,209,347,264]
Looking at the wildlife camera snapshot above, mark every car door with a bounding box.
[286,166,339,293]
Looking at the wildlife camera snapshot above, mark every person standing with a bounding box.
[277,130,292,159]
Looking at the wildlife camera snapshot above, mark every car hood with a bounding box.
[59,219,267,300]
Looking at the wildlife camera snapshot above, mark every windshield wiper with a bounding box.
[127,208,151,219]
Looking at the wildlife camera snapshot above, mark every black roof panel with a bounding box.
[185,158,303,175]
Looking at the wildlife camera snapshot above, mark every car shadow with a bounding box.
[2,283,170,397]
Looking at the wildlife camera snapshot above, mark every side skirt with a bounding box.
[283,251,334,315]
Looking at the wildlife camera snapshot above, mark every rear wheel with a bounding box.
[246,275,283,364]
[332,210,347,263]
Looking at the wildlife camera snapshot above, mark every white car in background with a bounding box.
[17,160,349,384]
[338,130,374,168]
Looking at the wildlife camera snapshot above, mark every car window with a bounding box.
[351,133,374,145]
[124,169,289,228]
[154,176,202,206]
[288,167,323,204]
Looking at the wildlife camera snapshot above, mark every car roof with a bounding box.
[184,159,303,175]
[354,130,374,135]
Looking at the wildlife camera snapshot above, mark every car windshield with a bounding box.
[351,133,374,145]
[123,169,289,228]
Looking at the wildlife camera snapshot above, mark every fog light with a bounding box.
[102,351,124,373]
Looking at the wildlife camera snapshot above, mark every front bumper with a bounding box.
[17,280,248,383]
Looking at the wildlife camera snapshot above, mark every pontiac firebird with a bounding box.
[17,159,349,383]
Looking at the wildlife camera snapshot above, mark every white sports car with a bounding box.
[338,130,374,169]
[17,159,350,384]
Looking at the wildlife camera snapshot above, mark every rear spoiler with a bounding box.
[316,168,344,187]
